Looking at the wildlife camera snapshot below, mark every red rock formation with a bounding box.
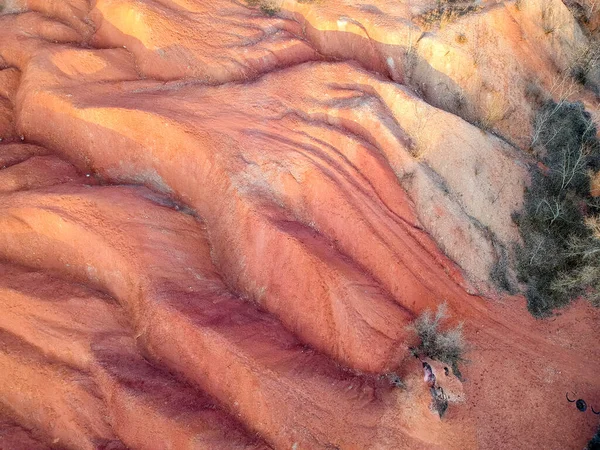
[0,1,598,449]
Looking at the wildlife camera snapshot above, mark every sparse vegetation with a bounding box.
[569,40,600,94]
[551,221,600,307]
[478,90,512,130]
[260,3,279,16]
[408,103,433,159]
[403,44,419,87]
[489,246,517,294]
[402,26,420,87]
[541,0,558,34]
[455,33,467,44]
[565,0,599,27]
[514,100,600,316]
[245,0,280,16]
[469,19,488,68]
[416,0,483,30]
[409,303,467,379]
[584,0,600,23]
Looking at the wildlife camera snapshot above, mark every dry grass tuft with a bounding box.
[409,302,467,378]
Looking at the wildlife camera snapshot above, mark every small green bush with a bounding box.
[410,303,466,379]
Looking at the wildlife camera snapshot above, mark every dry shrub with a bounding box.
[515,100,600,316]
[416,1,483,30]
[409,303,467,379]
[455,33,468,44]
[569,41,600,93]
[541,0,558,34]
[490,246,517,293]
[245,0,280,16]
[551,232,600,307]
[409,104,432,160]
[478,91,512,130]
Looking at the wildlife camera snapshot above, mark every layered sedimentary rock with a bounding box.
[0,0,599,449]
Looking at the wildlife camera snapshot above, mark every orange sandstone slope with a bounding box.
[0,1,598,449]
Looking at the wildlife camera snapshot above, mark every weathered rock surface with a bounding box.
[0,0,598,449]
